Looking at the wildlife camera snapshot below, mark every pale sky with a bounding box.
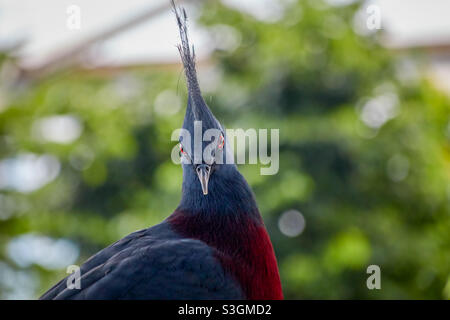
[1,0,450,68]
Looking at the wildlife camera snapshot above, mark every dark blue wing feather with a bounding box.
[40,222,244,300]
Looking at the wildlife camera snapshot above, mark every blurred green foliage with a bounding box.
[0,0,449,299]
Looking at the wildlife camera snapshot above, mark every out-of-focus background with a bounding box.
[0,0,449,299]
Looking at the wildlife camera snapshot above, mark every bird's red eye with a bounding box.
[179,144,186,155]
[218,135,224,149]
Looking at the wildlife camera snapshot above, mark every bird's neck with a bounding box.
[168,168,283,299]
[177,166,260,218]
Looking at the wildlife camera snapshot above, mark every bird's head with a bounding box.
[173,1,234,196]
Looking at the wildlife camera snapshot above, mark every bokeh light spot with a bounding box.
[278,209,306,237]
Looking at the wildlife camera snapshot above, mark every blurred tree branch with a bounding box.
[21,0,201,81]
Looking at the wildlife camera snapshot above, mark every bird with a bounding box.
[40,1,283,300]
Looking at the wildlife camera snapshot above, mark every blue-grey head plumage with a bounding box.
[172,0,222,133]
[173,0,230,197]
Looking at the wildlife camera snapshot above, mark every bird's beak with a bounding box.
[196,164,211,195]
